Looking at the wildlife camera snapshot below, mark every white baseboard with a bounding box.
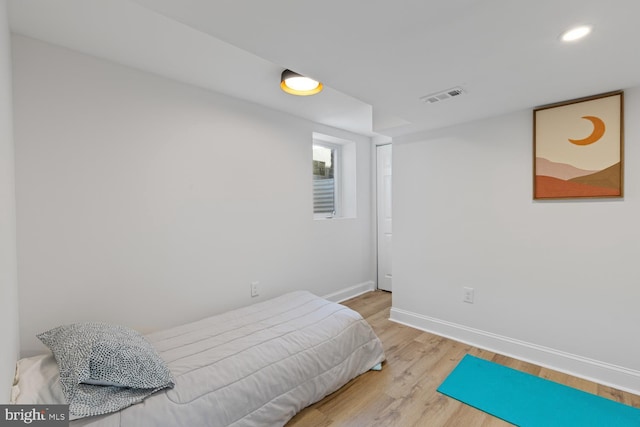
[323,281,376,303]
[390,307,640,396]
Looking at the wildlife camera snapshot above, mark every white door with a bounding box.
[377,144,392,292]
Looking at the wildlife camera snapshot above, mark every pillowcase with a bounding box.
[37,322,174,418]
[11,353,66,406]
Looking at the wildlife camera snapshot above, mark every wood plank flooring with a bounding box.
[287,290,640,426]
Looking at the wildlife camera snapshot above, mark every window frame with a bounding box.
[312,132,356,220]
[312,141,342,219]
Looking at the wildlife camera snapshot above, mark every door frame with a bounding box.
[375,143,392,292]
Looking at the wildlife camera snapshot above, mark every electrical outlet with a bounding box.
[463,287,474,304]
[251,281,259,297]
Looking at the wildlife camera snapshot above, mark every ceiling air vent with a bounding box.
[420,87,466,104]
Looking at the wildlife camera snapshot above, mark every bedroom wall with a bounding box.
[0,0,19,402]
[392,87,640,393]
[12,35,374,355]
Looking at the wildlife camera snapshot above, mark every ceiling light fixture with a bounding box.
[280,69,323,96]
[561,25,592,42]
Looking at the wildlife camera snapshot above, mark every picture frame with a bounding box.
[533,91,623,200]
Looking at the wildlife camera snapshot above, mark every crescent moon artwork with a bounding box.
[533,91,623,199]
[568,116,605,146]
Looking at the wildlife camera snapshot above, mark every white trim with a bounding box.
[390,307,640,396]
[312,132,352,146]
[322,281,375,303]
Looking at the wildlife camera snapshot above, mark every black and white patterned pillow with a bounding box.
[37,322,174,418]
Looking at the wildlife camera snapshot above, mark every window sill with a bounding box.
[313,215,355,221]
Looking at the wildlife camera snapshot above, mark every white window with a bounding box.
[312,133,356,219]
[313,143,339,216]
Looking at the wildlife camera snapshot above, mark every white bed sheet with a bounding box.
[16,291,385,427]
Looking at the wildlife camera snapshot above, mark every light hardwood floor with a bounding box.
[287,290,640,426]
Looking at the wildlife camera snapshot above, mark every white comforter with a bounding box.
[70,291,385,426]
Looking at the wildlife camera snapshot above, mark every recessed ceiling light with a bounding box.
[280,69,323,96]
[561,25,592,42]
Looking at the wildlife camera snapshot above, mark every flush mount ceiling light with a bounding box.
[561,25,593,42]
[280,69,323,96]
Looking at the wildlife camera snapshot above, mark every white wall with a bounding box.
[13,35,373,355]
[392,88,640,393]
[0,0,19,402]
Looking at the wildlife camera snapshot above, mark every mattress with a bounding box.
[18,291,385,426]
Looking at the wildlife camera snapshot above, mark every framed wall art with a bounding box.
[533,91,623,199]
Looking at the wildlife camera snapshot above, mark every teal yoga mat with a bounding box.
[437,354,640,427]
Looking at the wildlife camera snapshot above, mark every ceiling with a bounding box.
[8,0,640,139]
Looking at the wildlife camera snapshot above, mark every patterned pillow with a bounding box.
[37,322,174,418]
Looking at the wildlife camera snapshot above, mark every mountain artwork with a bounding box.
[534,92,623,199]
